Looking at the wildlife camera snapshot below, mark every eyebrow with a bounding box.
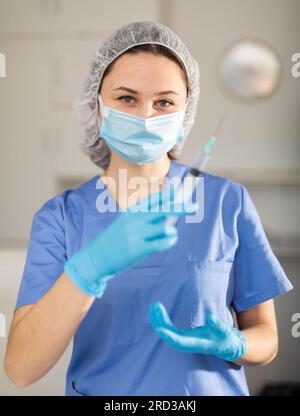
[112,86,180,96]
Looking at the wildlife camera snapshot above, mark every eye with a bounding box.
[156,99,174,108]
[117,96,174,109]
[118,95,135,104]
[157,100,174,110]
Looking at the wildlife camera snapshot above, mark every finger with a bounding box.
[206,313,230,337]
[159,199,198,212]
[144,202,198,225]
[144,222,177,241]
[146,211,171,224]
[125,192,161,213]
[147,206,197,225]
[149,304,206,337]
[165,201,199,216]
[155,327,214,354]
[145,234,178,253]
[149,302,176,330]
[143,191,164,211]
[135,191,174,212]
[130,189,179,213]
[128,194,198,217]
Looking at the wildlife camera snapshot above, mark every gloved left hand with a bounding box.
[149,302,246,362]
[64,190,198,298]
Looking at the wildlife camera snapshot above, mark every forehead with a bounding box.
[106,52,187,84]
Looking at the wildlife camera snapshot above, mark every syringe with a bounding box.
[166,116,225,226]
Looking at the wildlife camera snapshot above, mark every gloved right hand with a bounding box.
[64,190,198,298]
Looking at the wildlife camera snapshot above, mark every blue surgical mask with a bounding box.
[98,95,187,165]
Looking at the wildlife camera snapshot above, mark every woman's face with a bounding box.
[98,52,188,123]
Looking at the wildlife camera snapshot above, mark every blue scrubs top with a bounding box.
[15,160,293,396]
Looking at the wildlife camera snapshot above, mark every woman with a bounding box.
[4,21,293,396]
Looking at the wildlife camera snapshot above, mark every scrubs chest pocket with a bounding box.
[187,258,234,328]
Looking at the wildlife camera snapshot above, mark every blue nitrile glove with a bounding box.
[149,302,246,362]
[64,191,198,298]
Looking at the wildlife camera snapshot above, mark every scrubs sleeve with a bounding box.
[232,185,293,312]
[15,195,67,311]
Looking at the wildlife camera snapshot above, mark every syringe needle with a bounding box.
[213,114,226,138]
[167,116,225,226]
[193,115,226,171]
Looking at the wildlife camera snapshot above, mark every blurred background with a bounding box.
[0,0,299,396]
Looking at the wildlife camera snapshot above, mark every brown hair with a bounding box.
[98,43,189,161]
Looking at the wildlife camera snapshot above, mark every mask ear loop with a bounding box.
[178,101,188,124]
[98,94,104,115]
[98,94,110,129]
[181,102,188,117]
[97,95,102,130]
[177,101,188,143]
[98,94,105,125]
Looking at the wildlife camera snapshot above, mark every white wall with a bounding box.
[168,0,300,172]
[0,0,161,242]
